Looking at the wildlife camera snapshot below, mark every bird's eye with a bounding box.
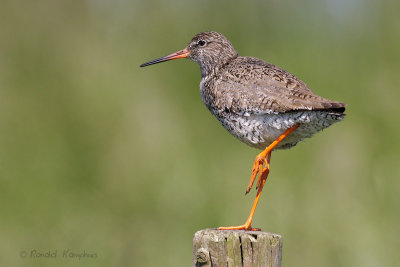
[198,40,206,46]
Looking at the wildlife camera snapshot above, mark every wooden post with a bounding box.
[192,229,282,267]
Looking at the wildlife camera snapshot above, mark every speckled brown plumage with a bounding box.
[188,32,346,149]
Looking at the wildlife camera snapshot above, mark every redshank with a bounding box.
[140,31,346,231]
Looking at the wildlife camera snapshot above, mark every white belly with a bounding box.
[213,110,344,150]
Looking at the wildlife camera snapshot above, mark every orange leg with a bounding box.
[218,124,299,231]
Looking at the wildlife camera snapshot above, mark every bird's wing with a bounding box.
[215,57,346,114]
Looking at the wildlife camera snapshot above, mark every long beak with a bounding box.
[140,48,189,67]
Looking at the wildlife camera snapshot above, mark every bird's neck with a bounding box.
[200,65,216,78]
[199,54,238,78]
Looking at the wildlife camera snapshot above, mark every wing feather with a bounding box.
[214,56,346,114]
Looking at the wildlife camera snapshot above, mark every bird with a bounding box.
[140,31,346,231]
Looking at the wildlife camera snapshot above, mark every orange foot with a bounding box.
[218,224,261,231]
[246,151,271,194]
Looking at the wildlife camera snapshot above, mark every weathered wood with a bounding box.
[192,229,282,267]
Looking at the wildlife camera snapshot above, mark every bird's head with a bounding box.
[140,31,238,77]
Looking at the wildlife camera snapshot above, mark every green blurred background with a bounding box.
[1,0,399,266]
